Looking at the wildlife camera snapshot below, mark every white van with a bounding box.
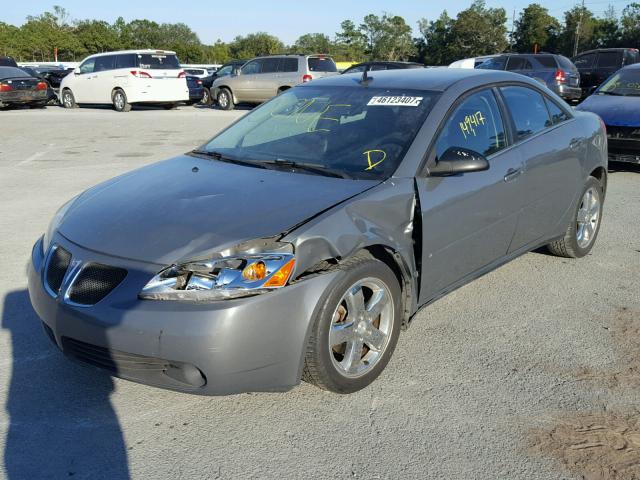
[60,50,189,111]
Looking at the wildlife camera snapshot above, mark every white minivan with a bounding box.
[60,50,189,111]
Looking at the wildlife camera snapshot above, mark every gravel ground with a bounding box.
[0,105,638,480]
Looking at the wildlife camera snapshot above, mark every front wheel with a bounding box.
[547,176,604,258]
[216,88,234,110]
[61,89,77,108]
[303,255,402,393]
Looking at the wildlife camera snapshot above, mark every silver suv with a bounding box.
[212,54,338,110]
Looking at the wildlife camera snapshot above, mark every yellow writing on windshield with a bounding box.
[363,149,387,170]
[459,111,486,139]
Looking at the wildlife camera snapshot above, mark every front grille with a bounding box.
[67,263,127,305]
[45,246,71,294]
[61,337,169,373]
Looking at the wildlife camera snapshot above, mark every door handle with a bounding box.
[569,138,581,150]
[504,168,522,182]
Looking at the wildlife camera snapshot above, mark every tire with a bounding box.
[201,88,212,106]
[303,255,402,393]
[112,89,131,112]
[61,89,77,109]
[216,88,234,110]
[547,176,604,258]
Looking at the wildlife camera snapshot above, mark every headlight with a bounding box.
[42,196,78,254]
[140,247,296,301]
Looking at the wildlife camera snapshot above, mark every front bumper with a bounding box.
[27,234,338,395]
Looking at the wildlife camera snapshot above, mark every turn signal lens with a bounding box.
[264,258,295,288]
[36,81,47,90]
[0,83,12,92]
[242,261,267,281]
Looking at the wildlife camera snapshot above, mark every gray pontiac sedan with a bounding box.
[28,68,607,395]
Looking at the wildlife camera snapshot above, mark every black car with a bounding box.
[41,67,74,89]
[200,60,247,105]
[186,75,205,105]
[573,48,640,98]
[342,61,424,75]
[0,66,49,108]
[0,56,18,67]
[19,67,58,104]
[477,53,581,102]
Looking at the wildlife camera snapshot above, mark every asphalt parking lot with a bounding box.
[1,105,639,480]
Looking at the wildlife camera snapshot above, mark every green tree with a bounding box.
[202,41,230,64]
[20,6,80,61]
[293,33,332,54]
[334,20,367,61]
[558,5,597,56]
[0,22,21,57]
[449,1,508,59]
[416,11,455,65]
[513,4,560,53]
[621,3,640,47]
[359,13,415,61]
[228,32,284,59]
[75,20,122,56]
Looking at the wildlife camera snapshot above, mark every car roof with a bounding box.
[578,48,637,54]
[308,67,530,92]
[85,49,178,59]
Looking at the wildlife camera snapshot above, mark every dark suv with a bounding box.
[477,53,581,102]
[573,48,640,98]
[0,56,18,67]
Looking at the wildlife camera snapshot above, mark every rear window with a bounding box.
[597,52,622,68]
[536,56,558,69]
[0,57,18,67]
[137,53,181,70]
[307,57,337,72]
[0,66,30,79]
[557,56,578,72]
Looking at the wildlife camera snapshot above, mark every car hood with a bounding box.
[58,155,378,265]
[576,94,640,126]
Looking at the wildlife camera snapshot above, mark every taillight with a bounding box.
[196,79,202,85]
[130,70,152,78]
[555,69,566,83]
[178,71,186,78]
[36,81,47,90]
[0,83,12,92]
[302,74,313,83]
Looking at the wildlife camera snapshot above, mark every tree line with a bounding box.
[1,2,639,65]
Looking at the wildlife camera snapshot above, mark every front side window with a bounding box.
[79,58,95,74]
[435,89,506,159]
[501,86,552,139]
[574,53,596,68]
[476,56,506,70]
[597,52,622,68]
[137,53,181,70]
[202,86,438,179]
[344,65,367,74]
[597,69,640,96]
[241,60,261,75]
[216,65,233,76]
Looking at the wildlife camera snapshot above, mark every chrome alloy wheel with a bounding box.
[576,186,601,249]
[329,277,394,378]
[218,91,229,108]
[114,92,125,110]
[62,91,73,108]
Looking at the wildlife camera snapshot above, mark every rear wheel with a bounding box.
[303,255,402,393]
[61,89,77,109]
[547,176,603,258]
[201,88,211,106]
[112,89,131,112]
[217,88,234,110]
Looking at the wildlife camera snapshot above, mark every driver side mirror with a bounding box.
[73,67,81,75]
[586,85,597,96]
[429,147,490,177]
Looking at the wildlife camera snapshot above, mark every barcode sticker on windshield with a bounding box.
[367,96,423,107]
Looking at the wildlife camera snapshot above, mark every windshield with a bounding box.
[201,86,438,179]
[598,69,640,96]
[137,53,181,70]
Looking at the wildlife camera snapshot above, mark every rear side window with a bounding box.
[138,53,181,70]
[280,58,298,72]
[501,86,551,139]
[574,53,596,68]
[261,58,280,74]
[597,52,622,68]
[536,56,557,68]
[506,57,532,71]
[308,57,337,72]
[544,97,571,125]
[115,54,136,69]
[94,55,115,72]
[557,56,578,72]
[435,89,507,159]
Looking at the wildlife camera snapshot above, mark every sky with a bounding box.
[2,0,633,44]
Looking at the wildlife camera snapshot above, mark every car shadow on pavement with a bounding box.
[2,289,130,479]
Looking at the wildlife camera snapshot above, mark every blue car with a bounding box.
[186,75,204,105]
[577,63,640,164]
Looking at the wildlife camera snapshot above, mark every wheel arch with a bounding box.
[589,166,607,195]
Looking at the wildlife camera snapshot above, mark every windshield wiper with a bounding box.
[598,91,624,96]
[190,150,267,169]
[261,158,352,179]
